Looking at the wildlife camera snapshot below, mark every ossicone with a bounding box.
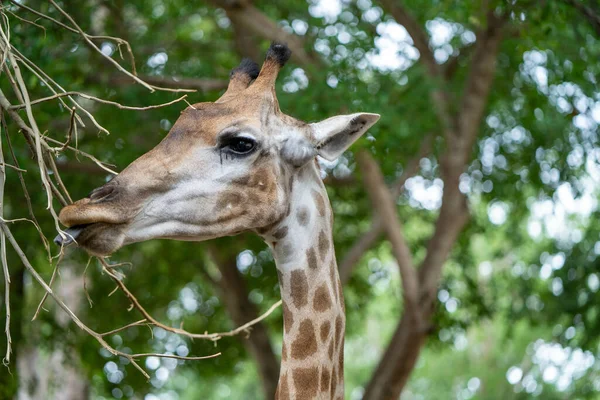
[252,41,292,88]
[265,41,292,67]
[230,58,260,81]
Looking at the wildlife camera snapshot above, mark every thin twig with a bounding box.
[130,353,221,361]
[59,107,76,152]
[49,0,193,93]
[5,9,46,35]
[45,154,72,204]
[32,252,63,321]
[81,257,94,308]
[0,162,26,172]
[44,137,118,175]
[11,92,189,111]
[100,319,148,337]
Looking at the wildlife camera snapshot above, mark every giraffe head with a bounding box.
[56,43,379,255]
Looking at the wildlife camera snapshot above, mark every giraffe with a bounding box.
[55,42,379,399]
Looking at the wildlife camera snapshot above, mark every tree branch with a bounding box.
[224,3,262,62]
[456,12,506,151]
[442,42,476,80]
[418,11,506,307]
[357,151,420,320]
[210,1,319,67]
[107,75,228,92]
[363,10,507,400]
[338,134,433,284]
[561,0,600,36]
[378,0,438,77]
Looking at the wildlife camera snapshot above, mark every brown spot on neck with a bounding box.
[290,270,308,309]
[276,372,290,400]
[292,367,319,399]
[313,283,332,312]
[320,320,331,342]
[312,188,327,217]
[290,319,318,360]
[281,342,288,361]
[273,225,289,239]
[306,247,318,270]
[318,230,330,261]
[296,206,310,226]
[320,368,332,393]
[334,315,344,351]
[330,364,338,398]
[282,301,293,334]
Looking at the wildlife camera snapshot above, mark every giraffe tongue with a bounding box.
[54,224,89,246]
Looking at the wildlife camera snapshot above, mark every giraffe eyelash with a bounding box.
[218,134,259,164]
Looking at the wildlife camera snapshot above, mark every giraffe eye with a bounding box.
[223,137,256,155]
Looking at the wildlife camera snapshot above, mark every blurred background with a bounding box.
[1,0,600,399]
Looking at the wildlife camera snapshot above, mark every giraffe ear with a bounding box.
[310,113,380,161]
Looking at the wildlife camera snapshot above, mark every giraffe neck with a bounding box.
[265,162,345,400]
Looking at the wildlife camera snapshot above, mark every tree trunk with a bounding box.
[18,265,90,400]
[363,312,426,399]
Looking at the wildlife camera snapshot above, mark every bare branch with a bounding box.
[130,352,221,361]
[0,113,11,366]
[4,9,46,35]
[11,92,190,112]
[44,137,119,175]
[0,162,25,172]
[108,74,228,92]
[1,223,149,377]
[32,253,63,321]
[2,224,222,378]
[11,48,106,134]
[100,319,148,337]
[59,107,76,152]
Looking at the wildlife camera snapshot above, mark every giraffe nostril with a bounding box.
[88,182,118,203]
